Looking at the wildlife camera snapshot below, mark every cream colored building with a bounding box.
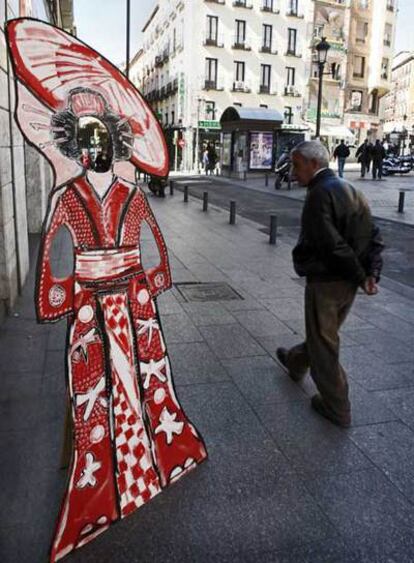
[132,0,398,168]
[382,51,414,136]
[344,0,396,142]
[306,0,397,145]
[132,0,313,171]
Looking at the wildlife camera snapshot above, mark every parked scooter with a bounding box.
[148,176,167,197]
[382,154,413,176]
[274,151,291,190]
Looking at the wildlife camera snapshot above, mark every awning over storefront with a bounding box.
[220,106,284,132]
[307,122,355,139]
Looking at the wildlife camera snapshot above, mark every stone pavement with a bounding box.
[1,189,414,562]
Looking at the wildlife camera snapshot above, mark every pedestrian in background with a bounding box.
[207,143,218,175]
[372,140,386,180]
[356,139,373,178]
[203,148,209,175]
[276,141,384,428]
[333,139,350,178]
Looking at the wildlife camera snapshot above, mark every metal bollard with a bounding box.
[269,215,277,245]
[184,185,189,202]
[243,170,247,181]
[265,174,269,187]
[287,173,292,191]
[229,201,236,225]
[169,179,174,195]
[398,190,405,213]
[203,191,208,212]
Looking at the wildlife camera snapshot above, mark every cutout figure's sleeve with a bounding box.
[36,192,74,322]
[140,192,172,298]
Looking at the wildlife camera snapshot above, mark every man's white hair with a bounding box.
[291,141,330,168]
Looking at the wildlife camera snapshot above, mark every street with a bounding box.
[171,171,414,288]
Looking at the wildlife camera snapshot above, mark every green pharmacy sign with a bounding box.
[198,120,221,129]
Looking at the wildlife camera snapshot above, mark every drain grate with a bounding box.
[174,282,244,302]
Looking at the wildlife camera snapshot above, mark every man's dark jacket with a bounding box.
[292,169,384,284]
[333,143,350,159]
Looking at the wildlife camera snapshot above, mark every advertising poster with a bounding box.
[249,132,273,169]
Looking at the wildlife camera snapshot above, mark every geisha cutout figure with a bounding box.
[6,18,207,562]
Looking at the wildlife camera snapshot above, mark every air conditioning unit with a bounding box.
[286,85,295,94]
[234,80,245,90]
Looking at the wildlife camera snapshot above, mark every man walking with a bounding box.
[356,139,373,178]
[276,141,384,428]
[333,139,350,178]
[372,140,386,180]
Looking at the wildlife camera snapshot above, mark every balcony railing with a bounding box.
[286,10,304,18]
[261,3,279,13]
[203,79,224,91]
[232,81,251,93]
[232,37,251,50]
[285,50,302,58]
[260,45,278,54]
[233,0,253,8]
[259,84,272,94]
[284,85,301,97]
[204,35,224,47]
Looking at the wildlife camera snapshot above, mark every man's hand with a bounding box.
[361,276,378,296]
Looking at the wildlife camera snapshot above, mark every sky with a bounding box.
[74,0,156,66]
[394,0,414,53]
[74,0,414,66]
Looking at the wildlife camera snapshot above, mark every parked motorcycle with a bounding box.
[148,176,167,197]
[382,155,413,176]
[274,152,291,190]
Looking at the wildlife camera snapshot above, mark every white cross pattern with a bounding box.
[154,406,184,445]
[137,317,159,346]
[76,452,102,488]
[75,375,107,421]
[71,328,100,363]
[140,358,167,390]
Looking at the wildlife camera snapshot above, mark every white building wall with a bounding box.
[135,0,313,171]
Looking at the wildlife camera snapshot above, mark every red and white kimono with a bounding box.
[38,176,207,561]
[6,18,208,563]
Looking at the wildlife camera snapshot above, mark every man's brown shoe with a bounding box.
[311,394,351,428]
[276,347,304,383]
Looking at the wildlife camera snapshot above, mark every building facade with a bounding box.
[0,0,74,322]
[306,0,397,146]
[133,0,398,168]
[133,0,313,172]
[382,51,414,142]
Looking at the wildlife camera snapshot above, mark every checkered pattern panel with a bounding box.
[103,295,130,356]
[112,373,161,516]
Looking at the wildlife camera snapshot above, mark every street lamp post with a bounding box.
[314,37,331,139]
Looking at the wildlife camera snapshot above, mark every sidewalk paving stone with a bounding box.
[303,468,414,559]
[257,401,373,476]
[231,309,291,338]
[168,341,229,386]
[349,421,414,503]
[221,355,308,407]
[198,323,267,358]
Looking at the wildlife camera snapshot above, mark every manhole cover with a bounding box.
[174,282,244,302]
